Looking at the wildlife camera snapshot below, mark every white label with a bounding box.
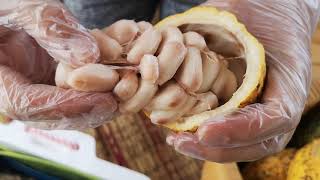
[0,120,150,180]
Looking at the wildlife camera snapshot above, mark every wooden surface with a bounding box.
[305,24,320,112]
[201,162,243,180]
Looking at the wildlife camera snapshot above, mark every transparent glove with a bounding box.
[0,0,117,129]
[167,0,320,162]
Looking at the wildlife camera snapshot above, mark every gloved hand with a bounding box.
[167,0,320,162]
[0,0,117,129]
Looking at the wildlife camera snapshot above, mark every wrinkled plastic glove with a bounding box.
[167,0,320,162]
[0,0,117,129]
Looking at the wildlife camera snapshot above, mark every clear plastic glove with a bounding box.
[167,0,320,162]
[0,0,117,129]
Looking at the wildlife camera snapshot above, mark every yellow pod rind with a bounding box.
[287,139,320,180]
[151,6,266,132]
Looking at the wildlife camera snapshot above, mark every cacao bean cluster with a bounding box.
[55,20,238,124]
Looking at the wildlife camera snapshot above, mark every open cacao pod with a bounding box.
[55,7,266,132]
